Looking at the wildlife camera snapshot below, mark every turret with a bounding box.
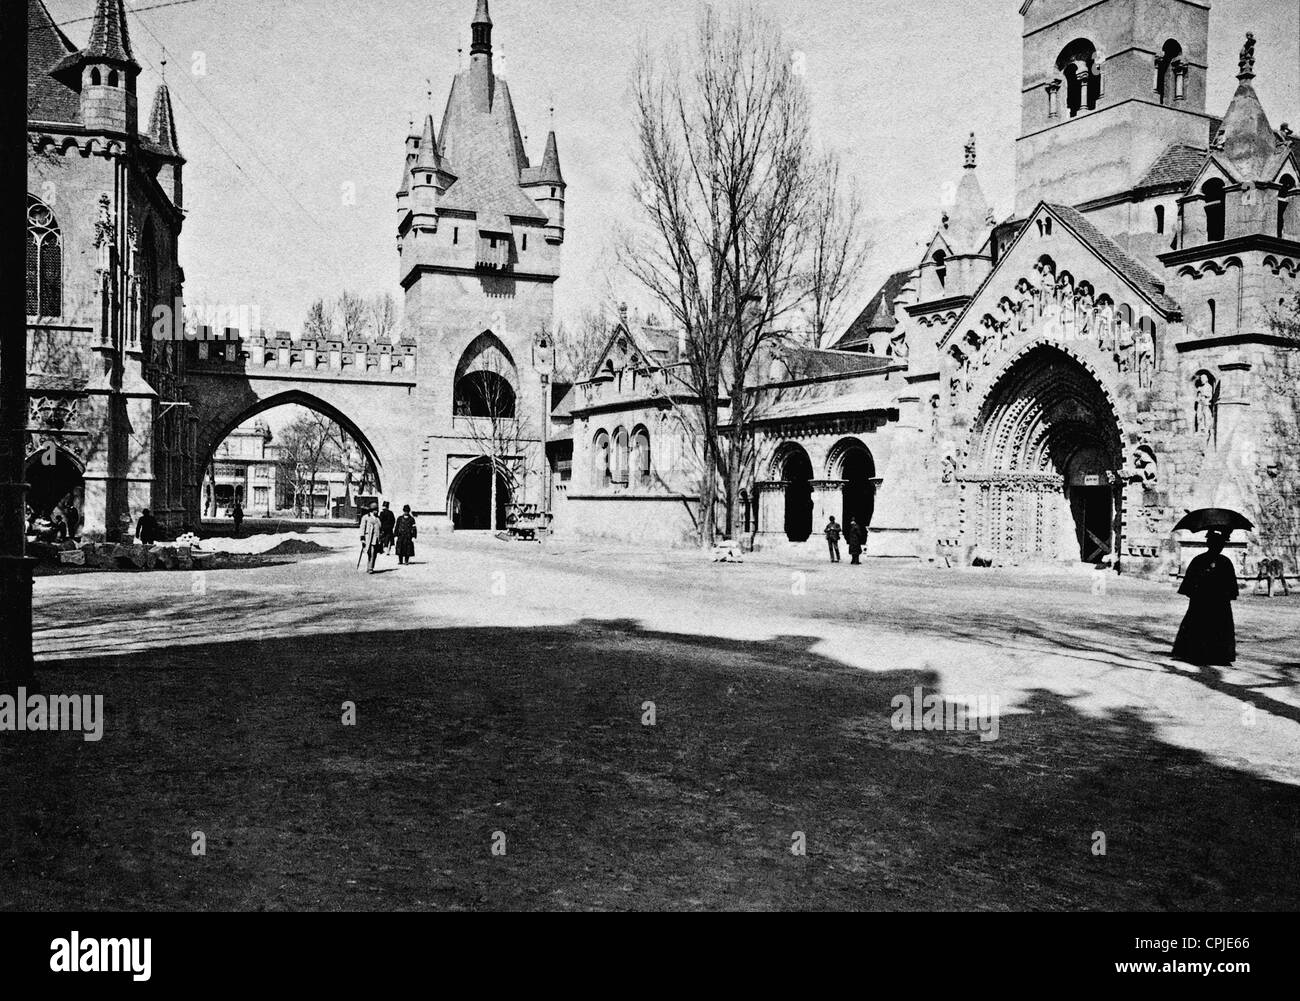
[522,129,566,244]
[146,76,183,208]
[396,117,421,230]
[468,0,494,111]
[409,113,452,234]
[79,0,139,135]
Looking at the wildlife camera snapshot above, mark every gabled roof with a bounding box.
[27,0,81,124]
[834,269,912,350]
[1046,203,1180,315]
[588,320,683,379]
[775,347,896,379]
[1137,143,1207,191]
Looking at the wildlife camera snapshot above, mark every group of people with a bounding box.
[823,516,869,565]
[25,497,79,544]
[358,501,418,574]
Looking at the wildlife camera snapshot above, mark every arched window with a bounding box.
[932,249,947,289]
[453,332,518,418]
[26,195,62,318]
[611,427,629,484]
[1203,179,1225,242]
[631,426,651,487]
[1155,205,1165,233]
[1208,298,1216,335]
[1044,217,1053,236]
[1278,175,1295,239]
[90,67,101,86]
[592,430,611,488]
[107,69,119,87]
[1057,39,1100,117]
[1156,40,1183,104]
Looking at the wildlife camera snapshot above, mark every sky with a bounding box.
[45,0,1300,340]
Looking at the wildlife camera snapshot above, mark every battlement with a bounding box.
[186,329,418,379]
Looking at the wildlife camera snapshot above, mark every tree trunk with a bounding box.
[490,460,498,532]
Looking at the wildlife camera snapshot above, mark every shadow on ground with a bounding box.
[3,618,1298,911]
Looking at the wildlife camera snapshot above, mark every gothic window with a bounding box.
[1202,179,1225,242]
[90,67,101,85]
[631,426,651,487]
[26,195,62,318]
[108,69,118,87]
[1278,175,1295,238]
[453,331,517,418]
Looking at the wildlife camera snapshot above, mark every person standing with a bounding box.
[359,504,382,574]
[394,505,418,566]
[63,496,79,540]
[824,516,842,564]
[1172,530,1239,665]
[232,501,244,537]
[135,508,159,545]
[379,501,396,554]
[846,518,865,565]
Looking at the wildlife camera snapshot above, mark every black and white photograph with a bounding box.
[3,0,1299,975]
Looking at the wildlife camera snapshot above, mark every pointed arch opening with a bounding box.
[453,331,518,418]
[26,195,62,318]
[24,446,84,537]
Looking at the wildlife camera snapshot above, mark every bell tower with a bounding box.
[1015,0,1215,217]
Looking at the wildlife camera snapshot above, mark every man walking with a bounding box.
[824,516,842,564]
[359,504,382,574]
[232,501,244,537]
[378,501,397,555]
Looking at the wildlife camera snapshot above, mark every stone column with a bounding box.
[755,480,786,540]
[811,479,847,530]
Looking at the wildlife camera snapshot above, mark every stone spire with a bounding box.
[415,113,442,172]
[85,0,135,65]
[537,130,564,185]
[944,133,994,254]
[147,77,180,156]
[1215,31,1278,179]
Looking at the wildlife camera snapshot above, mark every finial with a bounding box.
[160,56,167,81]
[964,132,976,169]
[1239,31,1256,79]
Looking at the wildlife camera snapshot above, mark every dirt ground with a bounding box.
[4,530,1298,911]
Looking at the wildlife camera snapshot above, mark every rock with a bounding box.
[154,547,178,570]
[192,553,216,570]
[112,544,147,569]
[58,549,86,566]
[176,545,193,570]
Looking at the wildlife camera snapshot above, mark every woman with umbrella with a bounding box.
[1171,509,1251,666]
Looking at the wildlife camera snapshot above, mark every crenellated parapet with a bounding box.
[186,329,418,380]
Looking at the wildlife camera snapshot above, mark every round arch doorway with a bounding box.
[776,444,814,543]
[450,457,511,531]
[968,346,1123,565]
[831,439,877,530]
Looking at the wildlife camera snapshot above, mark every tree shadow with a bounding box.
[4,618,1299,912]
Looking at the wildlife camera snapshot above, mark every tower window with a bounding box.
[1208,299,1216,334]
[108,69,119,87]
[550,187,556,198]
[1155,41,1183,104]
[453,227,459,245]
[1202,179,1225,242]
[1278,175,1295,238]
[1155,205,1165,233]
[1057,39,1100,117]
[90,68,101,86]
[522,233,528,252]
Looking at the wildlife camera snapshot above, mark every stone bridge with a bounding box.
[185,331,424,512]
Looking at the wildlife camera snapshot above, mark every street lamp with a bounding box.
[532,332,555,532]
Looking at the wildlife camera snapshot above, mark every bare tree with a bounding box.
[804,152,869,348]
[369,293,398,344]
[554,308,614,381]
[456,350,528,532]
[304,298,334,342]
[278,413,334,517]
[337,291,367,342]
[620,3,823,545]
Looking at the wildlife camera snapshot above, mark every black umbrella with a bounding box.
[1173,508,1254,533]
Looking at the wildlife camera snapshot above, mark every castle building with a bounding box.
[569,0,1299,577]
[26,0,194,539]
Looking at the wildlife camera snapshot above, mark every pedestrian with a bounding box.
[394,505,417,565]
[379,501,396,554]
[824,516,842,563]
[1172,530,1239,666]
[359,503,382,574]
[232,501,244,537]
[846,518,865,565]
[135,508,159,545]
[63,496,79,540]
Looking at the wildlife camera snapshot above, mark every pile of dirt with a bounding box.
[262,539,333,556]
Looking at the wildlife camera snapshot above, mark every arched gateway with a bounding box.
[964,345,1123,565]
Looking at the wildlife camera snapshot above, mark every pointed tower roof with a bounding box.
[147,82,180,156]
[415,113,443,172]
[1214,32,1280,181]
[28,0,82,123]
[528,130,564,185]
[942,132,995,255]
[85,0,136,65]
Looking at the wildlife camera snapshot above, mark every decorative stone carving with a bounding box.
[1131,443,1158,486]
[1193,371,1217,438]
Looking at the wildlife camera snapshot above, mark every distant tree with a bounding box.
[278,413,334,517]
[337,290,367,342]
[554,308,614,381]
[369,293,398,344]
[803,152,870,348]
[304,298,334,341]
[457,349,527,532]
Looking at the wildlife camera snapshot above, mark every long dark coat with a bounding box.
[379,507,397,546]
[1172,552,1239,665]
[394,514,417,559]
